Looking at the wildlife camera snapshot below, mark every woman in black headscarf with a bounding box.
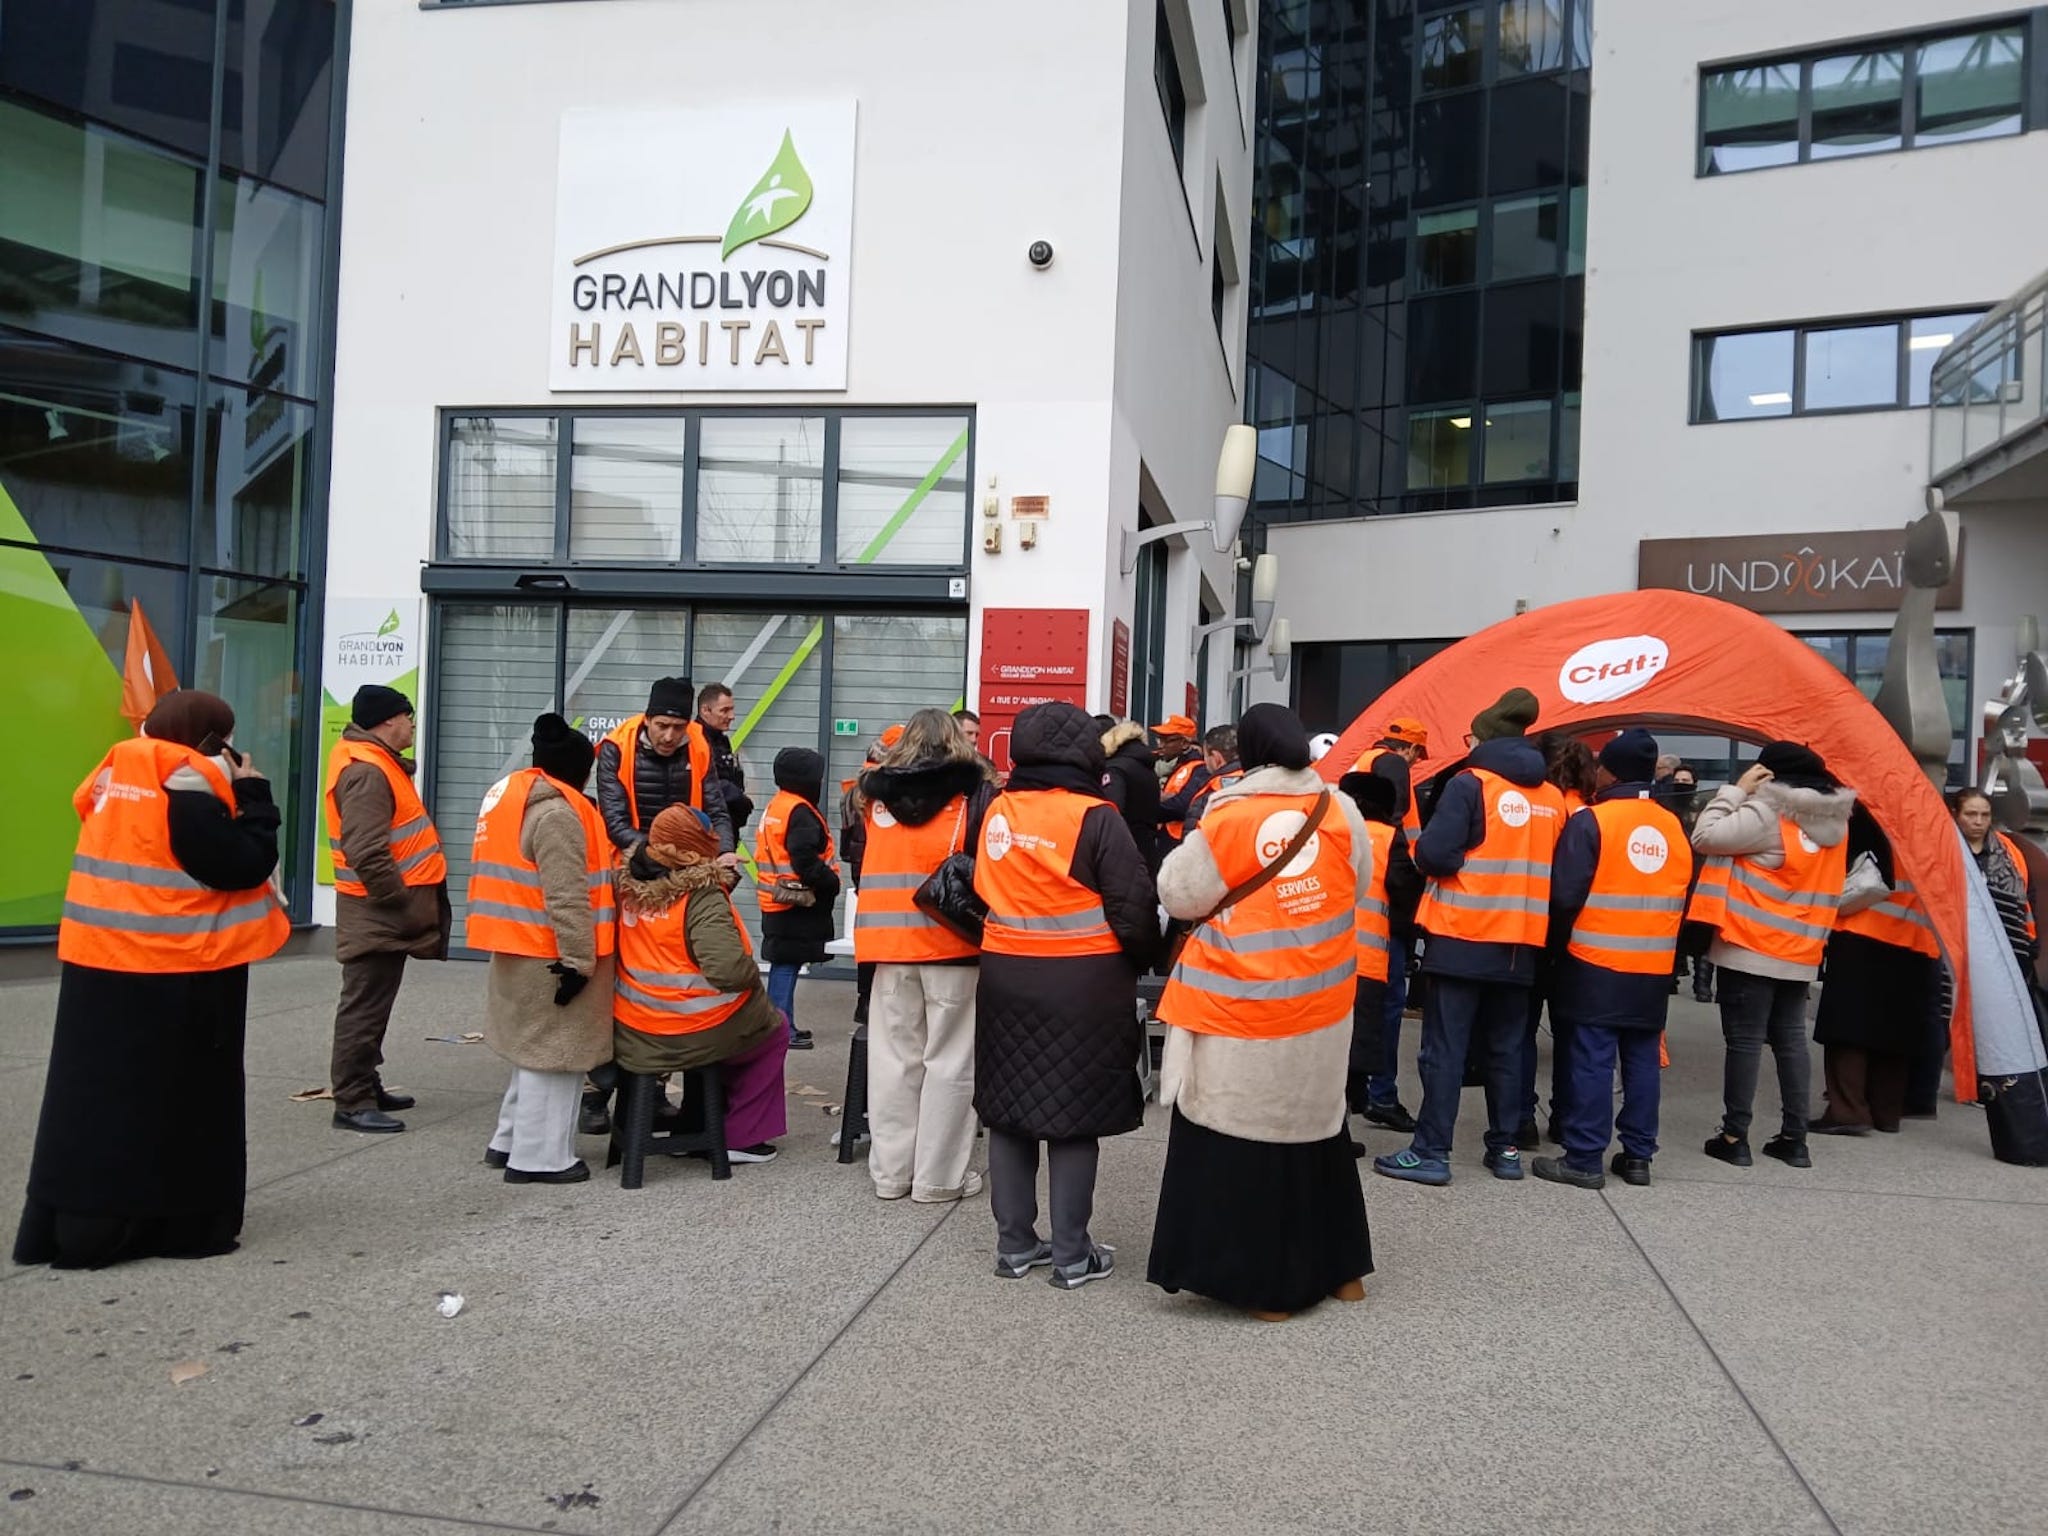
[15,691,288,1268]
[1148,705,1376,1320]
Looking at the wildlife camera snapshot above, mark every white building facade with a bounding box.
[1267,0,2048,780]
[319,0,1256,928]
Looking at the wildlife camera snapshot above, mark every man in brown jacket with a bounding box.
[326,685,452,1133]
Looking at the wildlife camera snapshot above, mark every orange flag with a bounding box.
[120,598,180,725]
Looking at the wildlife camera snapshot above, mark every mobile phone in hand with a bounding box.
[196,732,243,766]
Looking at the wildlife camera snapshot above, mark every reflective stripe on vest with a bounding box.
[58,737,290,973]
[854,795,976,964]
[1356,819,1396,983]
[1836,879,1942,959]
[462,768,617,960]
[1688,815,1846,968]
[1566,798,1694,975]
[324,738,446,897]
[1161,755,1202,841]
[1158,790,1358,1039]
[613,889,754,1035]
[973,789,1121,957]
[1415,768,1565,948]
[605,715,710,831]
[756,789,837,913]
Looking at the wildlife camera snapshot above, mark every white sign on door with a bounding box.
[550,101,857,392]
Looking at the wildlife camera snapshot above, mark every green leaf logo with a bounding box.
[722,130,813,260]
[377,609,401,638]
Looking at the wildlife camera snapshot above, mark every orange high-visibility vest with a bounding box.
[974,789,1121,958]
[58,737,289,972]
[614,888,755,1035]
[1356,819,1397,984]
[756,790,836,914]
[1188,766,1242,827]
[1354,747,1423,836]
[604,715,711,830]
[1566,798,1694,975]
[1995,832,2038,944]
[1835,879,1941,960]
[462,768,616,960]
[1687,816,1846,969]
[324,739,446,897]
[1159,790,1357,1038]
[1560,788,1589,818]
[1415,769,1565,947]
[1160,755,1204,841]
[855,795,976,964]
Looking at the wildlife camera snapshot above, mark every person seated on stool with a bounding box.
[613,805,788,1163]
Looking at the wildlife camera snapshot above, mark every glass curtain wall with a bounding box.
[1246,0,1591,530]
[0,0,344,931]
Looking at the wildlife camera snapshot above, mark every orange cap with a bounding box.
[879,724,904,748]
[1151,714,1197,738]
[1384,717,1429,748]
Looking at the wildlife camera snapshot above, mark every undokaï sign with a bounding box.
[550,102,857,392]
[1637,529,1965,614]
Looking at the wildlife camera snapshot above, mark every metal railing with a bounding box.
[1929,265,2048,487]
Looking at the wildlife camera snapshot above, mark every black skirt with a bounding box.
[1814,931,1940,1055]
[12,961,251,1269]
[1147,1106,1374,1314]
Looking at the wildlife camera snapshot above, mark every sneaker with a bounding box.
[1703,1133,1752,1167]
[1373,1148,1452,1186]
[1485,1147,1526,1181]
[1049,1244,1116,1290]
[1610,1153,1652,1186]
[1761,1135,1812,1168]
[728,1143,778,1164]
[994,1240,1055,1279]
[788,1029,815,1052]
[1531,1155,1603,1190]
[1362,1101,1418,1134]
[911,1170,985,1203]
[1692,987,1714,1004]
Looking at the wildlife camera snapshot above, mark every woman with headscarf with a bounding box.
[1953,789,2043,1046]
[614,804,788,1162]
[14,691,289,1268]
[1690,741,1854,1169]
[973,703,1156,1287]
[1149,704,1375,1321]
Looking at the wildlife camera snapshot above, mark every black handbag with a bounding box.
[913,801,985,943]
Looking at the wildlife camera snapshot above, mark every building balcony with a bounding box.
[1930,265,2048,508]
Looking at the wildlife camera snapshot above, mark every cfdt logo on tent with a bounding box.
[1558,635,1670,704]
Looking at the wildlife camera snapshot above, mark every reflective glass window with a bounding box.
[1809,49,1903,160]
[1420,6,1485,93]
[1407,292,1480,403]
[1701,64,1800,174]
[1907,311,1986,406]
[1498,0,1565,77]
[0,0,219,163]
[202,383,312,577]
[221,0,337,200]
[1481,279,1562,397]
[210,174,323,399]
[1414,93,1484,205]
[195,573,301,863]
[1557,390,1581,481]
[1488,77,1570,194]
[1915,27,2026,145]
[1565,186,1587,276]
[569,418,684,563]
[445,416,558,560]
[1407,408,1474,489]
[1492,193,1561,280]
[1801,323,1898,411]
[1415,208,1478,291]
[696,417,823,564]
[1483,398,1552,482]
[835,415,970,567]
[1694,330,1794,421]
[563,608,692,745]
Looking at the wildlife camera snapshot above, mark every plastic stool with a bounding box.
[836,1023,870,1165]
[607,1067,730,1188]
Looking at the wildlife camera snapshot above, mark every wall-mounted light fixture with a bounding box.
[1190,552,1279,651]
[1119,424,1257,573]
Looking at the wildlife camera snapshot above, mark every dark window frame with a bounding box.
[1690,307,1994,423]
[1419,0,1591,97]
[1697,11,2041,176]
[1403,393,1569,493]
[1155,0,1189,175]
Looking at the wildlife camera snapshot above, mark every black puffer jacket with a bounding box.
[699,721,754,832]
[1098,722,1163,874]
[973,703,1156,1141]
[595,723,735,855]
[759,748,842,964]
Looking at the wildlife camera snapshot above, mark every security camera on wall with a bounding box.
[1027,241,1055,270]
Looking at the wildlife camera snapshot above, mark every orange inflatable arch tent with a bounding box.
[1320,590,1976,1094]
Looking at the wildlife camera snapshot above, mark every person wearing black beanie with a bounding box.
[591,675,736,876]
[472,713,616,1185]
[351,684,414,730]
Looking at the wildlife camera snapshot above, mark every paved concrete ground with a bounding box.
[1,956,2043,1535]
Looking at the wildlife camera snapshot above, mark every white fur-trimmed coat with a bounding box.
[1690,778,1857,982]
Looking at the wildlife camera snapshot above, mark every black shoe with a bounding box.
[1362,1101,1418,1134]
[333,1108,405,1134]
[375,1088,416,1111]
[1531,1155,1605,1190]
[788,1030,815,1051]
[1349,1138,1368,1159]
[482,1148,509,1169]
[1693,988,1713,1004]
[1514,1120,1541,1152]
[1808,1117,1870,1137]
[505,1160,590,1184]
[1703,1133,1751,1166]
[1762,1135,1812,1168]
[1669,977,1681,994]
[1610,1153,1651,1186]
[578,1091,612,1136]
[1900,1106,1938,1121]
